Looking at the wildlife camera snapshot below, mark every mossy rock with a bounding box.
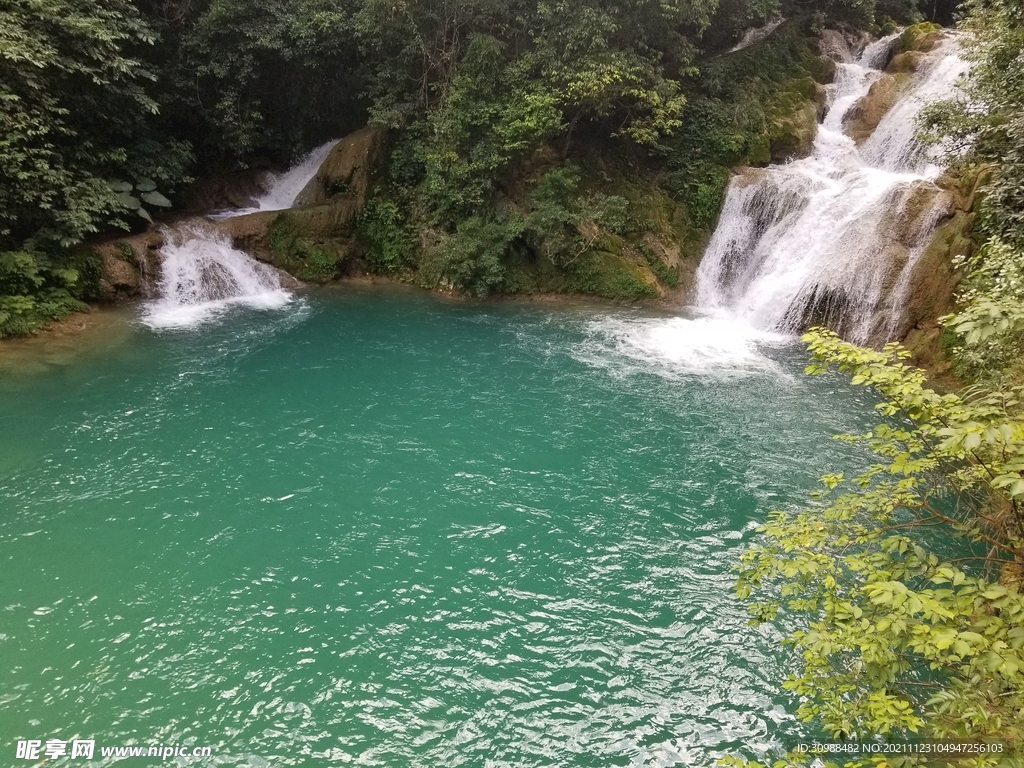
[899,22,943,54]
[766,81,818,162]
[569,252,659,300]
[267,215,348,283]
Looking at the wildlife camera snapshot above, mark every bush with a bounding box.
[0,246,92,338]
[357,199,415,273]
[433,215,524,296]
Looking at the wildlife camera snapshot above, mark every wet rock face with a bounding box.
[843,74,900,144]
[91,231,165,300]
[98,251,140,298]
[293,126,386,208]
[179,169,273,214]
[887,51,926,74]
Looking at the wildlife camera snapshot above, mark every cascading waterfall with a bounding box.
[730,19,785,53]
[143,140,337,329]
[142,227,292,329]
[215,139,338,218]
[696,35,968,344]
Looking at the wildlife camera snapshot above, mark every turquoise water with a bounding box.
[0,290,877,766]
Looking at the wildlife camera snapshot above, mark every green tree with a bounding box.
[0,0,190,248]
[726,329,1024,767]
[162,0,366,165]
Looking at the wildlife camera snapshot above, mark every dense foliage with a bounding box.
[724,330,1024,767]
[923,0,1024,383]
[0,0,945,335]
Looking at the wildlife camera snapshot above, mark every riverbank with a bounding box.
[0,304,137,377]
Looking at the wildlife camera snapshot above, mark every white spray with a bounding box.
[142,227,292,329]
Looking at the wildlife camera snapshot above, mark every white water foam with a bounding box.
[575,314,790,380]
[214,139,338,218]
[730,19,785,53]
[695,35,966,345]
[143,227,292,330]
[861,43,970,174]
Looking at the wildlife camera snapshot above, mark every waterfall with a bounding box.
[695,36,967,345]
[142,227,292,329]
[214,139,338,219]
[730,19,785,53]
[144,141,336,329]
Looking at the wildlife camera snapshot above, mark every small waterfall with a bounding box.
[144,140,337,329]
[696,36,966,345]
[215,139,338,218]
[730,19,785,53]
[143,227,291,329]
[861,50,970,173]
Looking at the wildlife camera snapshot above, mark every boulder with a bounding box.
[886,50,926,74]
[90,231,166,300]
[769,100,818,162]
[815,56,838,86]
[843,73,900,144]
[818,29,852,63]
[899,22,943,54]
[98,251,140,299]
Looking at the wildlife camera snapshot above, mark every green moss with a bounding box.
[116,242,134,262]
[767,97,817,161]
[900,22,942,53]
[597,232,625,256]
[568,252,658,300]
[637,243,679,288]
[268,214,344,282]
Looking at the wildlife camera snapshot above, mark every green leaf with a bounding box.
[140,191,172,207]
